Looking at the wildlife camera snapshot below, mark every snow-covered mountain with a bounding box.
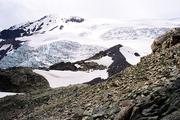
[0,15,180,69]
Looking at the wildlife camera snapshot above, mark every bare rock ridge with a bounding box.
[0,28,179,120]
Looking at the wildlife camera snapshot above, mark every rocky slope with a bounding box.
[0,28,179,120]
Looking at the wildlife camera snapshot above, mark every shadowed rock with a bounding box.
[0,67,50,93]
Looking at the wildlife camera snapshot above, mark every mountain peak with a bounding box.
[6,15,85,35]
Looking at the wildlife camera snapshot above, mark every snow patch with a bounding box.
[33,69,108,88]
[0,92,20,98]
[0,44,11,51]
[74,64,82,68]
[87,56,113,67]
[120,46,140,65]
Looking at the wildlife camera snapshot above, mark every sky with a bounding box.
[0,0,180,29]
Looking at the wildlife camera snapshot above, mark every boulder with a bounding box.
[151,28,180,53]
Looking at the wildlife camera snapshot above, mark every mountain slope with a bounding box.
[0,28,179,120]
[1,15,179,69]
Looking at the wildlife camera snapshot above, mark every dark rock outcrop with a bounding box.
[49,61,106,71]
[86,44,130,77]
[0,67,50,93]
[49,62,77,71]
[0,29,28,39]
[65,16,84,23]
[106,45,131,76]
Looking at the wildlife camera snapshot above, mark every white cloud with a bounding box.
[0,0,180,29]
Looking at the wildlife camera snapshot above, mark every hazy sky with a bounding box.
[0,0,180,29]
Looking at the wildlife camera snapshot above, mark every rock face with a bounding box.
[0,28,179,120]
[0,67,50,93]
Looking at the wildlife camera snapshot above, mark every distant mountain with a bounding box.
[0,15,179,69]
[0,15,84,39]
[0,15,86,64]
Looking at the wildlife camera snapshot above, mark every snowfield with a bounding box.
[87,56,113,67]
[34,69,108,88]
